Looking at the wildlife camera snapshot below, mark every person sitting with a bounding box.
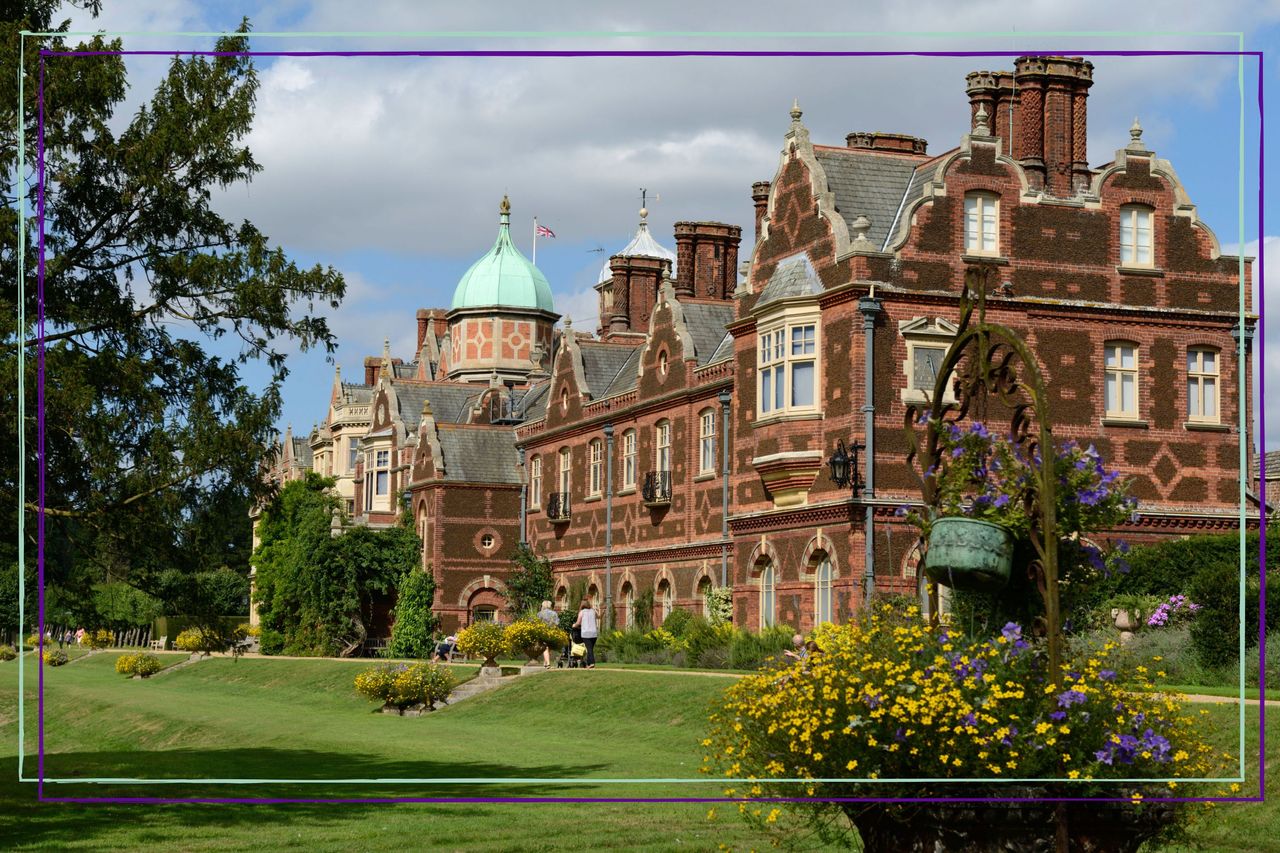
[432,633,458,663]
[783,633,807,661]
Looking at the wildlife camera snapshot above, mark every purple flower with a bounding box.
[994,494,1010,508]
[1057,690,1087,708]
[952,446,965,458]
[1001,622,1023,642]
[1099,669,1117,682]
[1049,711,1067,722]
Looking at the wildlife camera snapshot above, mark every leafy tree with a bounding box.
[1,3,344,625]
[252,474,418,657]
[388,569,439,659]
[502,544,554,617]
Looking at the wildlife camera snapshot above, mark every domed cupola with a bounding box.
[452,195,556,312]
[596,206,677,285]
[446,196,559,384]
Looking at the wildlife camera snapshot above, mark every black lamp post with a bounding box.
[828,438,864,491]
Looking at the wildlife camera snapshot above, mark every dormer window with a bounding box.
[964,192,999,256]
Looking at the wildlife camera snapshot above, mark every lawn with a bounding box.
[0,652,1275,851]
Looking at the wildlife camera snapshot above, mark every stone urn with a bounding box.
[851,797,1174,853]
[924,517,1015,592]
[478,663,502,680]
[1111,608,1139,632]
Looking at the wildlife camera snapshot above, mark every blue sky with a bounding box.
[52,2,1278,459]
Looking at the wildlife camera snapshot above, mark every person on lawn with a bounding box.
[536,600,559,670]
[573,598,599,668]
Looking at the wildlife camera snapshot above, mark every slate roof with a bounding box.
[756,254,821,307]
[393,361,419,379]
[880,150,953,250]
[341,383,374,404]
[579,341,641,397]
[706,332,734,365]
[289,436,313,467]
[812,147,921,250]
[436,425,522,484]
[1250,450,1280,480]
[682,302,735,366]
[392,383,482,430]
[601,346,643,398]
[517,381,551,421]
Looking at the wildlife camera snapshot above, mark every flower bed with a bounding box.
[703,604,1229,851]
[114,653,164,677]
[353,662,455,713]
[455,621,507,667]
[503,619,569,663]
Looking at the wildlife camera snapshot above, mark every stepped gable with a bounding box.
[812,145,927,250]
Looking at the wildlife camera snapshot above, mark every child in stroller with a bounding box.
[557,625,587,668]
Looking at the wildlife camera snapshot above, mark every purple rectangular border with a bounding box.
[29,44,1266,807]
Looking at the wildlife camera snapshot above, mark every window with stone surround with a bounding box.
[622,429,637,489]
[1104,341,1139,419]
[348,438,358,473]
[699,408,716,474]
[1187,347,1219,423]
[529,455,542,508]
[658,579,672,620]
[588,438,603,497]
[622,583,635,629]
[963,191,999,256]
[655,420,672,473]
[758,317,818,418]
[1119,205,1154,268]
[759,563,776,630]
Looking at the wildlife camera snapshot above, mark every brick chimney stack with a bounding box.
[673,221,742,301]
[751,181,771,243]
[966,56,1093,196]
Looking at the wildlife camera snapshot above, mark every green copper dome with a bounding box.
[450,196,555,313]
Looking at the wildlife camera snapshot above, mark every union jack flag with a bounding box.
[536,223,556,238]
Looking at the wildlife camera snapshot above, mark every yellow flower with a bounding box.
[766,808,781,824]
[846,759,859,771]
[706,808,717,821]
[1068,770,1080,779]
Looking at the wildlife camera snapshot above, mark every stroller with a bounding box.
[557,626,587,668]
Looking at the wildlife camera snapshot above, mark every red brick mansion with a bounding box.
[257,56,1258,635]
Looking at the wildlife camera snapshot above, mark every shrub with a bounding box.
[728,625,794,670]
[660,607,694,637]
[42,649,68,666]
[704,586,733,625]
[83,629,114,650]
[455,621,507,665]
[684,619,737,668]
[173,626,225,655]
[633,588,655,631]
[116,653,162,677]
[504,619,568,660]
[388,569,440,659]
[354,662,455,710]
[0,645,16,661]
[239,623,260,638]
[258,627,284,655]
[1188,556,1278,669]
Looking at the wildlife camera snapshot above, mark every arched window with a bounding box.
[658,579,673,620]
[815,557,833,626]
[621,429,637,489]
[699,408,717,474]
[588,438,603,496]
[1104,341,1139,419]
[698,577,713,618]
[759,563,776,630]
[655,420,671,473]
[963,191,999,256]
[1187,347,1219,423]
[622,583,635,629]
[1119,204,1154,268]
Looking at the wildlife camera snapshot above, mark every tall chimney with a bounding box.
[674,222,742,301]
[751,181,771,244]
[1011,56,1093,196]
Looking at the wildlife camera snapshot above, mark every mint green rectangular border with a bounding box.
[14,27,1254,788]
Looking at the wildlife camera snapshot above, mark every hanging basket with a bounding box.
[924,517,1014,592]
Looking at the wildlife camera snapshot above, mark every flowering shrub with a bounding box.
[0,645,16,661]
[42,649,69,666]
[83,629,114,650]
[704,604,1224,808]
[238,623,261,638]
[504,619,569,659]
[455,621,507,665]
[703,586,734,625]
[354,662,455,710]
[115,653,163,677]
[174,626,225,655]
[1147,594,1201,628]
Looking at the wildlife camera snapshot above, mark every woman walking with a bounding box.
[572,598,599,669]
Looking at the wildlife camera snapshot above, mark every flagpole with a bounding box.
[532,216,537,265]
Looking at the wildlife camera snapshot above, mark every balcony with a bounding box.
[642,470,672,507]
[546,492,571,522]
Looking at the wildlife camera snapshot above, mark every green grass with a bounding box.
[1143,683,1280,702]
[1,653,1276,851]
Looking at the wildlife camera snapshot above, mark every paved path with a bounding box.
[1176,693,1280,707]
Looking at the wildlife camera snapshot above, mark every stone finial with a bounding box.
[1128,117,1145,150]
[851,214,873,244]
[973,104,991,137]
[790,98,803,124]
[564,316,573,330]
[500,194,511,215]
[421,397,433,417]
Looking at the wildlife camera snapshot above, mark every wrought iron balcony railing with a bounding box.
[642,470,672,506]
[546,491,571,522]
